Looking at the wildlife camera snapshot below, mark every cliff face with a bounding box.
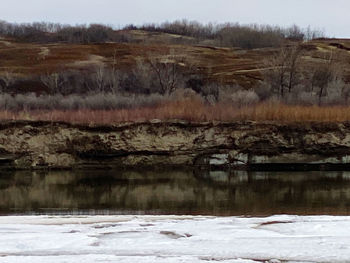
[1,120,350,169]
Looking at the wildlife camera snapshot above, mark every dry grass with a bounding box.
[0,41,170,74]
[1,37,350,88]
[1,99,350,124]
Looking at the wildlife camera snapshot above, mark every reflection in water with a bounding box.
[1,169,350,216]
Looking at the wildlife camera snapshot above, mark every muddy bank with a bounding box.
[1,120,350,169]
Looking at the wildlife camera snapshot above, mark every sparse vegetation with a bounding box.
[0,92,171,111]
[1,19,350,123]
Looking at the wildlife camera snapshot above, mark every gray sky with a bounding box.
[1,0,349,37]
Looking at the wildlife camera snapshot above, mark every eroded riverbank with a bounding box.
[1,120,350,169]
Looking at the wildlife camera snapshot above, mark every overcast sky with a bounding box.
[1,0,349,37]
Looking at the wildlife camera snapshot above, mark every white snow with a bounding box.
[0,215,349,262]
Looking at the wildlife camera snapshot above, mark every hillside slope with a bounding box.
[1,33,350,93]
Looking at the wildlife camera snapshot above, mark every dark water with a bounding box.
[1,169,350,216]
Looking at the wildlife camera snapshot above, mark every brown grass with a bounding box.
[2,99,350,124]
[1,37,350,88]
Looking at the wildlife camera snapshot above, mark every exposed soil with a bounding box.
[1,120,350,169]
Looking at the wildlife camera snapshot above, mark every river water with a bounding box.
[1,169,350,216]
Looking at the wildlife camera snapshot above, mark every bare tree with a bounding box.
[0,69,15,92]
[284,24,305,41]
[287,45,302,93]
[94,65,105,92]
[145,51,186,95]
[40,72,66,94]
[106,49,121,93]
[310,52,343,105]
[264,44,303,98]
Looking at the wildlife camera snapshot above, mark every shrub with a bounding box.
[230,90,260,107]
[0,93,171,111]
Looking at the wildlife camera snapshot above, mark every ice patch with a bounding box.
[0,215,350,262]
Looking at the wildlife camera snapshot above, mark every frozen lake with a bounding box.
[0,215,350,262]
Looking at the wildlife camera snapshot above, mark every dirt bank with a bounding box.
[1,120,350,169]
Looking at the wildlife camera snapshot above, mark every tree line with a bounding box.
[0,21,116,43]
[127,20,324,48]
[0,20,324,48]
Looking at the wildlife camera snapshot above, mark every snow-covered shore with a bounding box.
[0,215,349,263]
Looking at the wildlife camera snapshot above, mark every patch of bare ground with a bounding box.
[38,47,50,59]
[69,54,106,67]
